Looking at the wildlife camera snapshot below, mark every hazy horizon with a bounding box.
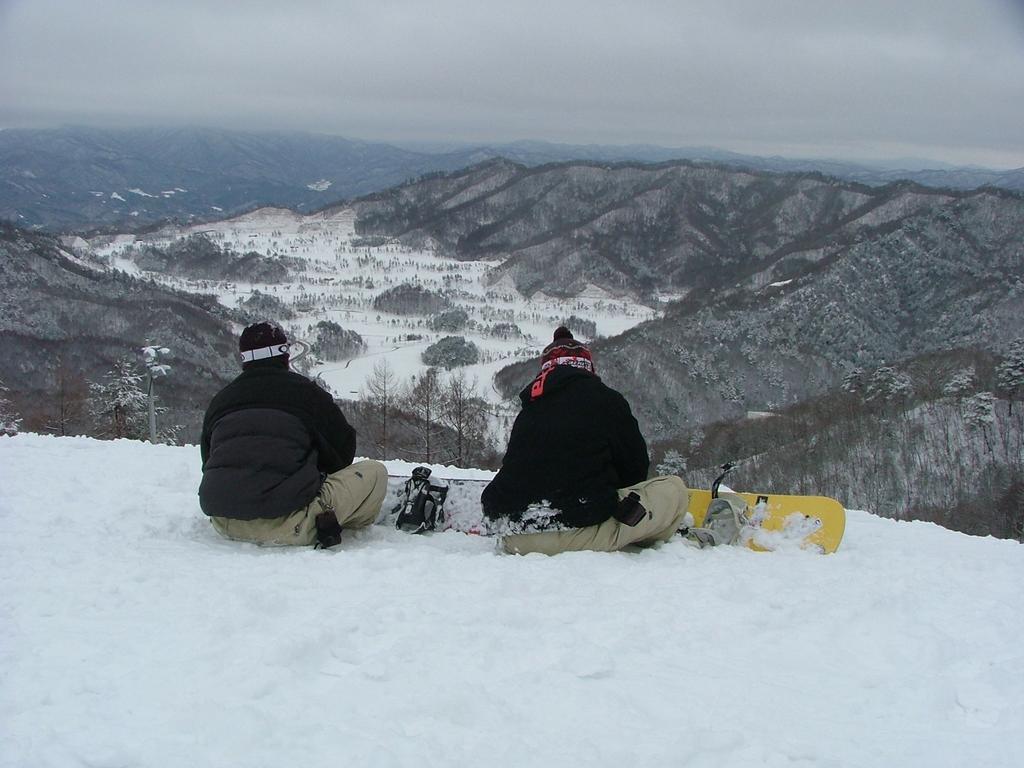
[2,0,1023,170]
[2,121,1017,173]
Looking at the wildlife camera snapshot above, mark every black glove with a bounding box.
[613,492,647,527]
[314,510,343,548]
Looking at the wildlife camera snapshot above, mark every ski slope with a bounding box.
[2,434,1022,768]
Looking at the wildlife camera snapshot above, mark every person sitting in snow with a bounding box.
[198,321,387,547]
[481,326,689,555]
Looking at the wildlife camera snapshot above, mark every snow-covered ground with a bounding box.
[88,208,658,408]
[2,433,1022,768]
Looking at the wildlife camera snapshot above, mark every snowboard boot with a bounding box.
[683,527,718,547]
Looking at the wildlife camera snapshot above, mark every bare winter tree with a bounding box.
[45,357,89,436]
[362,359,398,459]
[403,367,445,464]
[441,370,489,467]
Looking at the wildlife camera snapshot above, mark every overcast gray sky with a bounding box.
[2,0,1023,168]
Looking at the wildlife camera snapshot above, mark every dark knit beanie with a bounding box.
[239,322,290,366]
[540,326,594,372]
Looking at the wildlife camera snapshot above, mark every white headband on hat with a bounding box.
[240,343,290,362]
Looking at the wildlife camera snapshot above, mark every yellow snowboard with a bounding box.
[687,488,846,554]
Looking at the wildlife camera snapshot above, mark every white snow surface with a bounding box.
[2,433,1022,768]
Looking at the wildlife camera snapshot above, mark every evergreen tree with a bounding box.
[943,367,975,399]
[561,315,597,338]
[866,366,912,405]
[431,308,469,333]
[0,379,21,437]
[310,321,365,361]
[656,449,687,477]
[995,338,1024,415]
[89,357,148,439]
[841,367,864,396]
[963,392,996,430]
[422,336,479,369]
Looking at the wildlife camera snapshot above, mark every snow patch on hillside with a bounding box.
[1,433,1022,768]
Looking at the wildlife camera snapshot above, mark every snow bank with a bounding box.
[1,434,1021,768]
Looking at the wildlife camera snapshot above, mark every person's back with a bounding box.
[482,326,689,555]
[199,365,348,520]
[481,365,648,528]
[199,321,387,547]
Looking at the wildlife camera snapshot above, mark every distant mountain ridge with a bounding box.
[7,152,1015,444]
[2,126,1022,232]
[0,126,489,231]
[350,159,1023,433]
[351,158,1024,302]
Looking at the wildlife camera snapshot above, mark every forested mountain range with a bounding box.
[361,160,1022,537]
[351,159,1024,303]
[1,152,1021,537]
[359,160,1023,430]
[3,126,1022,232]
[0,223,238,432]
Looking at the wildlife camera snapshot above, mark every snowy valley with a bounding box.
[86,206,658,429]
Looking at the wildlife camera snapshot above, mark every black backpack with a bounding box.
[394,467,449,534]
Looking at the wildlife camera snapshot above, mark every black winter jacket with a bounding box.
[198,364,356,520]
[481,365,649,528]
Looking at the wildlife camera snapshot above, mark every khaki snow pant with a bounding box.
[501,475,689,556]
[210,460,388,546]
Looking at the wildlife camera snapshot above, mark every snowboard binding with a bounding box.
[394,466,449,534]
[683,462,751,547]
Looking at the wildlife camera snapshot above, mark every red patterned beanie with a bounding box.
[540,326,594,374]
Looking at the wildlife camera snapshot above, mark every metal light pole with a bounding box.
[142,345,171,443]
